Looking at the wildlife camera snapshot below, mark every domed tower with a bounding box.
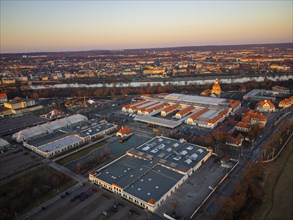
[212,78,221,96]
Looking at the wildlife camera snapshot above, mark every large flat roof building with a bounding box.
[24,131,86,158]
[243,89,278,101]
[164,93,226,106]
[89,137,212,212]
[12,114,88,143]
[20,118,117,158]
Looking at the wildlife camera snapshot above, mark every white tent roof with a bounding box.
[12,114,87,142]
[0,138,10,148]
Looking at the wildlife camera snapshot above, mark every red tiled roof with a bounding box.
[128,101,150,110]
[0,93,7,99]
[137,102,160,111]
[208,109,228,123]
[242,114,250,122]
[145,103,168,113]
[247,110,266,121]
[279,98,292,105]
[123,100,146,109]
[236,121,250,128]
[258,100,275,108]
[161,104,180,114]
[229,100,241,110]
[148,198,157,205]
[117,126,132,135]
[273,85,288,90]
[176,106,195,116]
[141,94,151,97]
[188,108,209,121]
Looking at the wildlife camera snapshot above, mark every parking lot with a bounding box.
[0,114,47,135]
[29,183,148,220]
[156,156,228,219]
[0,147,41,180]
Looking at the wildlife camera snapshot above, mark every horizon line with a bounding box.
[1,42,292,55]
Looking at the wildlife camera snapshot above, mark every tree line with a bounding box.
[216,162,264,220]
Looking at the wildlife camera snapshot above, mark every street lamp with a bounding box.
[145,208,149,220]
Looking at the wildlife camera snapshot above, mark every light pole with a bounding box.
[145,208,149,220]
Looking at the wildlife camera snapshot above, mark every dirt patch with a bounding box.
[251,136,293,220]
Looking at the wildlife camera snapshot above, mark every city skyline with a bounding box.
[1,0,292,53]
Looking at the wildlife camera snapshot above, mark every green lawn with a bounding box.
[0,165,76,220]
[57,141,106,165]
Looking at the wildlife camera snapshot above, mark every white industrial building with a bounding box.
[12,114,87,143]
[89,137,212,212]
[13,115,117,158]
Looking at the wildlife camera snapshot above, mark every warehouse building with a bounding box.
[14,115,117,158]
[12,114,87,143]
[243,89,277,101]
[24,131,87,158]
[163,93,226,106]
[69,119,117,141]
[89,137,212,212]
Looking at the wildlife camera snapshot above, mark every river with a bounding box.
[29,74,293,90]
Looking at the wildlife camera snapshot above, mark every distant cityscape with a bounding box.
[1,43,292,86]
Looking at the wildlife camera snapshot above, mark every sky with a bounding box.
[1,0,292,53]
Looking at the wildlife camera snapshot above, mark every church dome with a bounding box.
[211,79,221,95]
